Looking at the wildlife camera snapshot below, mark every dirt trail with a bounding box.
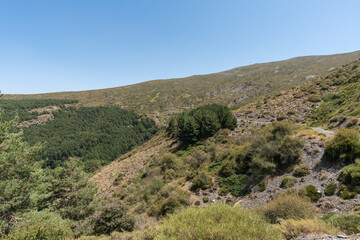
[311,127,335,137]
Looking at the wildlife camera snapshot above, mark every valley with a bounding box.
[2,54,360,239]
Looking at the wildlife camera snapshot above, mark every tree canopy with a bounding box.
[167,104,237,144]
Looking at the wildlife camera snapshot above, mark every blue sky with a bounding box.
[1,0,360,94]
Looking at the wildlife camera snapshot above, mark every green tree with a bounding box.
[0,110,41,232]
[34,159,97,221]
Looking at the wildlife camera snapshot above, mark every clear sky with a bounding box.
[1,0,359,94]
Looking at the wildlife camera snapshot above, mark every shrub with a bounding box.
[278,218,339,239]
[260,194,316,224]
[187,148,210,169]
[190,171,213,192]
[245,121,303,178]
[325,129,360,164]
[274,136,304,171]
[147,204,283,240]
[219,159,237,177]
[324,182,337,196]
[346,118,358,128]
[93,202,135,235]
[322,212,360,234]
[148,185,189,217]
[259,180,266,192]
[202,196,209,203]
[338,185,356,199]
[302,185,321,202]
[7,210,74,240]
[338,159,360,191]
[323,93,340,102]
[220,174,249,197]
[293,164,310,177]
[159,153,182,172]
[281,176,297,188]
[308,95,322,103]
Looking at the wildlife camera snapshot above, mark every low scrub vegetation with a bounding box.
[338,159,360,194]
[293,164,310,177]
[144,204,283,240]
[281,176,297,188]
[322,212,360,234]
[277,218,338,239]
[259,193,316,224]
[324,129,360,165]
[324,182,337,196]
[301,185,321,202]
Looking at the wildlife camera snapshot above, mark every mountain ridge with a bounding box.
[4,50,360,123]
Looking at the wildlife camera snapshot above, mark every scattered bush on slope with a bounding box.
[324,129,360,165]
[259,193,316,224]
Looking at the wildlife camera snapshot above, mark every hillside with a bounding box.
[3,56,360,240]
[4,51,360,122]
[89,60,360,239]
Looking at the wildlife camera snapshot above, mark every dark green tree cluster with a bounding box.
[0,106,135,238]
[167,104,237,144]
[23,106,157,172]
[0,99,78,121]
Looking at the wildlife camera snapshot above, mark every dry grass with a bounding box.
[258,193,317,224]
[143,204,284,240]
[277,218,339,239]
[91,131,176,197]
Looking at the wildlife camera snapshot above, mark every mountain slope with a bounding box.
[4,51,360,122]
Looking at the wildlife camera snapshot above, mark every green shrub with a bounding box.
[148,185,189,217]
[93,202,135,235]
[324,182,337,196]
[324,129,360,164]
[293,164,310,177]
[190,171,213,192]
[203,196,209,203]
[338,185,356,199]
[187,148,210,169]
[346,118,358,128]
[7,210,74,240]
[350,108,360,116]
[159,153,182,172]
[301,185,321,202]
[219,159,237,177]
[278,218,339,239]
[259,180,266,192]
[220,174,249,197]
[281,176,297,188]
[260,194,316,224]
[322,212,360,234]
[323,93,340,102]
[308,95,322,103]
[148,204,283,240]
[277,115,286,121]
[274,136,304,171]
[338,159,360,191]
